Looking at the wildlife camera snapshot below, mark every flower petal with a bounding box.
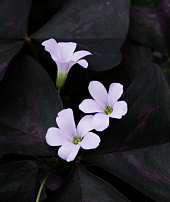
[76,59,88,68]
[88,81,108,107]
[68,61,76,70]
[56,108,77,137]
[108,83,123,106]
[42,38,61,61]
[58,42,77,62]
[58,143,80,162]
[71,50,92,62]
[56,61,70,74]
[77,115,94,137]
[110,101,128,119]
[67,144,80,162]
[79,132,100,149]
[45,127,70,146]
[79,99,103,113]
[92,113,110,131]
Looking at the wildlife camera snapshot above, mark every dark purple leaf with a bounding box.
[164,68,170,87]
[128,0,169,55]
[0,39,24,81]
[0,0,32,38]
[82,63,170,154]
[84,144,170,202]
[0,0,32,80]
[28,0,70,35]
[32,0,130,71]
[0,56,63,157]
[121,39,153,80]
[0,160,38,202]
[156,0,170,52]
[43,163,130,202]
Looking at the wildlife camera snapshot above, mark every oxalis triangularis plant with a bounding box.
[0,1,170,202]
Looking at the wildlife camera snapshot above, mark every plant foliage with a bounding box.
[0,0,170,202]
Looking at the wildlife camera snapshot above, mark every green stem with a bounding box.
[35,171,53,202]
[56,73,68,92]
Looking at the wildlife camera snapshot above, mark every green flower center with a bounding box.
[72,136,82,145]
[104,106,113,115]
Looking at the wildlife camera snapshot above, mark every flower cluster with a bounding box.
[43,39,128,162]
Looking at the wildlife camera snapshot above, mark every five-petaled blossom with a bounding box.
[79,81,128,131]
[42,38,92,91]
[45,108,100,162]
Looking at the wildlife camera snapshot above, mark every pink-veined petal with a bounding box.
[58,42,76,62]
[110,101,128,119]
[71,50,92,62]
[56,108,76,138]
[88,81,108,107]
[79,99,103,113]
[79,132,100,149]
[45,127,70,146]
[108,83,123,107]
[56,61,70,74]
[76,59,88,68]
[77,115,94,137]
[42,38,61,61]
[92,113,110,131]
[58,143,80,162]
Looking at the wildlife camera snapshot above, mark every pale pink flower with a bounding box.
[45,108,100,162]
[79,81,128,131]
[42,38,92,90]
